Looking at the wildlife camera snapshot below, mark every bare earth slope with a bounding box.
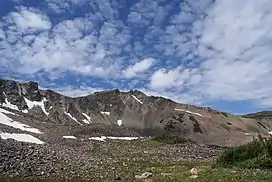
[243,111,272,129]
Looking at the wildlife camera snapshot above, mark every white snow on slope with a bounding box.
[0,131,44,144]
[0,109,42,134]
[0,108,15,115]
[101,111,110,116]
[89,136,107,141]
[63,136,77,139]
[1,94,19,111]
[24,97,49,116]
[89,136,141,142]
[131,95,143,104]
[117,120,122,126]
[64,111,83,125]
[82,119,90,124]
[82,113,91,124]
[269,131,272,136]
[174,108,204,117]
[107,136,141,140]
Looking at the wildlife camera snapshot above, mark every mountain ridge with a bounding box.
[243,111,272,129]
[0,78,271,147]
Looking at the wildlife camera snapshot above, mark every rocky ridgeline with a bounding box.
[0,80,42,110]
[0,78,270,146]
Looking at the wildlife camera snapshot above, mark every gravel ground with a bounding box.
[0,138,223,181]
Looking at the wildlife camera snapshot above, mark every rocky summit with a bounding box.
[0,79,272,181]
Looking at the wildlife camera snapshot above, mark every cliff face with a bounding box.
[0,79,270,146]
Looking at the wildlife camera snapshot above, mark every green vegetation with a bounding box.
[152,135,188,144]
[216,136,272,169]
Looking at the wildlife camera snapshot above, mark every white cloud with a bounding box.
[122,58,155,78]
[151,0,272,107]
[140,88,203,106]
[51,85,104,97]
[0,7,126,78]
[1,0,272,110]
[193,0,272,104]
[5,7,52,32]
[149,67,200,90]
[45,0,87,13]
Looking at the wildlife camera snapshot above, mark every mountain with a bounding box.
[243,111,272,129]
[0,79,270,147]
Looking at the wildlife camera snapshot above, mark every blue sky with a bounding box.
[0,0,272,114]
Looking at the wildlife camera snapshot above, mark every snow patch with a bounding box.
[24,97,49,116]
[269,131,272,136]
[101,111,110,116]
[89,136,107,142]
[175,108,204,117]
[63,136,77,139]
[89,136,141,142]
[64,111,83,125]
[82,113,91,124]
[117,120,122,126]
[1,95,19,111]
[0,131,44,144]
[82,119,90,124]
[107,136,141,140]
[0,109,42,134]
[22,109,28,113]
[132,95,143,104]
[0,108,15,115]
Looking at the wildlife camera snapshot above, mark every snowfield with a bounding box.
[64,111,83,125]
[0,132,44,144]
[132,95,143,104]
[82,113,91,124]
[1,93,19,111]
[0,108,42,134]
[175,108,204,117]
[24,97,49,116]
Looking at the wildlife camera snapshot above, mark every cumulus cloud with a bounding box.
[52,85,103,97]
[1,0,272,111]
[149,67,187,90]
[149,0,272,107]
[122,58,155,78]
[0,6,126,78]
[4,6,52,32]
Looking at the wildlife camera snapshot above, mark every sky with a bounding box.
[0,0,272,114]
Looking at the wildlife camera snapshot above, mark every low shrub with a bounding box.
[216,136,272,169]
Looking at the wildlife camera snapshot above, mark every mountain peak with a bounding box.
[0,79,270,147]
